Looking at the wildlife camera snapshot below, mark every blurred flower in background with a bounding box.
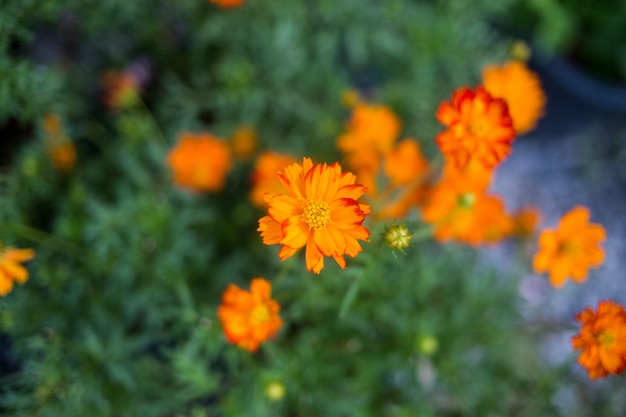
[0,242,35,297]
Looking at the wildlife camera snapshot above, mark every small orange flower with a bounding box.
[41,114,77,172]
[209,0,244,8]
[167,132,232,193]
[421,176,512,245]
[383,139,429,187]
[258,158,370,274]
[512,206,541,237]
[231,125,257,160]
[337,103,401,193]
[483,61,546,135]
[218,278,282,352]
[101,70,140,110]
[571,300,626,379]
[532,206,606,288]
[250,151,298,208]
[435,86,515,169]
[0,242,35,296]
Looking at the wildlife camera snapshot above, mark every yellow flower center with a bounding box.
[469,118,489,137]
[597,330,615,348]
[559,240,581,256]
[302,199,331,230]
[250,304,271,324]
[457,192,476,209]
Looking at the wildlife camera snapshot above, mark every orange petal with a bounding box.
[280,216,310,249]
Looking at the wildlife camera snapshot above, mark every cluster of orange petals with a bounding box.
[42,114,76,172]
[572,300,626,379]
[230,125,258,161]
[482,60,546,135]
[436,86,516,170]
[218,278,282,352]
[532,206,606,288]
[0,242,35,296]
[258,158,370,274]
[167,132,232,193]
[249,151,297,208]
[209,0,244,8]
[421,169,513,245]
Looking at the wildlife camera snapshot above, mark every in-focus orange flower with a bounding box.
[209,0,244,8]
[218,278,282,352]
[532,206,606,288]
[0,242,35,296]
[258,158,370,274]
[435,86,515,169]
[337,103,401,194]
[41,114,77,172]
[250,151,298,208]
[483,61,546,135]
[231,125,257,160]
[571,300,626,379]
[101,70,140,110]
[167,132,232,193]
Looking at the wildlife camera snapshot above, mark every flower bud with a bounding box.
[385,224,411,251]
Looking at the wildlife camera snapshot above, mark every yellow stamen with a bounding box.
[250,304,271,324]
[302,199,331,230]
[597,330,615,347]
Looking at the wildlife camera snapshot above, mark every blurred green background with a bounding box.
[1,1,625,416]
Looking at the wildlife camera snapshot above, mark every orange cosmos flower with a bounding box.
[421,176,512,245]
[258,158,370,274]
[167,132,232,193]
[532,206,606,288]
[383,139,429,187]
[209,0,244,8]
[337,103,401,194]
[435,86,515,170]
[250,151,298,208]
[231,125,258,160]
[483,61,546,135]
[218,278,282,352]
[0,243,35,296]
[512,206,541,237]
[571,300,626,379]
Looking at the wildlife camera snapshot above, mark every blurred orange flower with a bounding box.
[258,158,370,274]
[337,103,401,194]
[0,243,35,296]
[167,132,232,193]
[435,86,515,169]
[483,61,546,135]
[101,70,140,110]
[532,206,606,287]
[383,139,429,187]
[421,177,512,245]
[231,125,258,160]
[210,0,244,8]
[218,278,282,352]
[41,114,76,172]
[571,300,626,379]
[512,206,541,237]
[250,151,297,208]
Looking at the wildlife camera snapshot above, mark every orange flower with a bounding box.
[258,158,370,274]
[167,132,232,193]
[0,243,35,296]
[101,70,140,110]
[209,0,244,8]
[435,86,515,170]
[337,103,401,194]
[532,206,606,288]
[218,278,282,352]
[41,114,76,172]
[383,139,429,187]
[421,177,512,245]
[250,151,298,208]
[483,61,546,135]
[231,125,258,160]
[571,300,626,379]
